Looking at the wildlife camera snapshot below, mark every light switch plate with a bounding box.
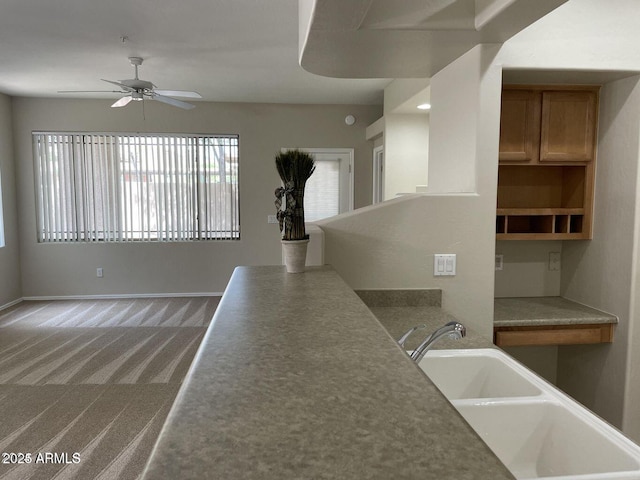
[549,252,561,271]
[495,254,504,271]
[434,254,456,276]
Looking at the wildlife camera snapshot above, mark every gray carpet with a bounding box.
[0,297,219,480]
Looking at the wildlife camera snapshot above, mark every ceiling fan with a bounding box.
[59,57,202,110]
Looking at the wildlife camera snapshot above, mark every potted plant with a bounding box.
[274,149,315,273]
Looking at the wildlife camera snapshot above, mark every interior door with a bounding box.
[296,148,354,221]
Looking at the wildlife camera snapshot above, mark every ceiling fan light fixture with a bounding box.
[61,57,200,110]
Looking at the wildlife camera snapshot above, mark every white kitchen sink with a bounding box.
[419,349,542,400]
[418,349,640,480]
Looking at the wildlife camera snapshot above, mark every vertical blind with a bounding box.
[304,158,340,221]
[33,132,240,242]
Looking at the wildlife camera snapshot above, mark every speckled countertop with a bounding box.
[142,266,514,480]
[494,297,618,327]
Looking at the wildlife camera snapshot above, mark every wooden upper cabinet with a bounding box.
[540,90,598,163]
[499,90,541,163]
[499,86,599,165]
[496,86,599,240]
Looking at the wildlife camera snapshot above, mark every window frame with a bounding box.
[280,147,354,222]
[32,131,240,243]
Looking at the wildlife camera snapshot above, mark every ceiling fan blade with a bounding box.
[152,94,195,110]
[102,79,134,91]
[58,90,124,93]
[111,96,133,108]
[153,89,202,99]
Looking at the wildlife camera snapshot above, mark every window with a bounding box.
[293,148,353,222]
[33,133,239,242]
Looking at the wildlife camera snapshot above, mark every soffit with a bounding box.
[300,0,570,79]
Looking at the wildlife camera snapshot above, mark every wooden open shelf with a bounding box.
[496,164,591,239]
[496,208,586,240]
[496,164,593,240]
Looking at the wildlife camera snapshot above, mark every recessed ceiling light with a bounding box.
[417,103,431,110]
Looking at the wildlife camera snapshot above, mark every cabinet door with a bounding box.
[540,90,598,163]
[499,90,541,163]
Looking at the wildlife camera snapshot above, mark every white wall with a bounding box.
[12,98,381,297]
[558,75,640,432]
[494,241,562,297]
[499,0,640,72]
[492,0,640,435]
[313,1,640,437]
[318,45,503,339]
[0,93,21,307]
[383,114,429,198]
[495,239,563,387]
[427,45,489,194]
[373,79,431,200]
[383,79,431,115]
[317,194,493,336]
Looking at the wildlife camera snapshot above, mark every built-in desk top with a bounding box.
[494,297,618,347]
[495,297,618,327]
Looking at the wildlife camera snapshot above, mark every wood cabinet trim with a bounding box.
[494,323,614,347]
[503,84,601,91]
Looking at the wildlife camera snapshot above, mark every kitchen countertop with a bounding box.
[142,266,514,480]
[494,296,618,327]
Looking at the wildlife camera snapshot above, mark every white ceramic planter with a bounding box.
[282,239,309,273]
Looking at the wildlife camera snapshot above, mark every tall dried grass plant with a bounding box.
[274,150,315,241]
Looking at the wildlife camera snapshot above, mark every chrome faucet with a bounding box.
[398,321,466,363]
[397,324,427,349]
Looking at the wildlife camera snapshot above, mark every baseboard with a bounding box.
[22,292,224,301]
[0,297,24,312]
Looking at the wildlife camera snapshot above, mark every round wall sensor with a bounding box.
[344,115,356,126]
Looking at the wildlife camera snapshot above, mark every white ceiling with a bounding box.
[0,0,389,105]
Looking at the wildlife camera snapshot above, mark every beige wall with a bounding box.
[383,114,429,199]
[494,240,562,297]
[558,76,640,432]
[318,193,493,337]
[492,1,640,436]
[318,45,503,339]
[11,98,381,297]
[495,238,563,386]
[0,94,21,307]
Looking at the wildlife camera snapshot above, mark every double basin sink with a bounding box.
[418,349,640,479]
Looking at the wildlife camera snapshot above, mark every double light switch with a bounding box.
[434,254,456,276]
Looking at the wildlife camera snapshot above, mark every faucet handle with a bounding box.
[397,324,427,348]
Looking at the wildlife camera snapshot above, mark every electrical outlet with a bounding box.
[549,252,561,271]
[96,267,103,278]
[495,254,504,271]
[267,215,278,224]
